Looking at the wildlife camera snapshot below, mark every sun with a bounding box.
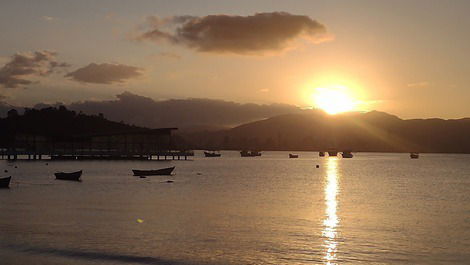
[312,85,356,114]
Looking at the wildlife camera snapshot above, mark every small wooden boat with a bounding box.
[341,151,353,158]
[204,151,221,157]
[410,153,419,159]
[328,151,338,156]
[319,151,325,157]
[55,170,82,181]
[132,166,175,176]
[0,176,11,188]
[289,153,299,158]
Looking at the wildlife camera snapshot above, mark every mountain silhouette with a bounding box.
[62,92,302,130]
[0,106,144,143]
[2,96,470,153]
[181,110,470,153]
[3,93,301,131]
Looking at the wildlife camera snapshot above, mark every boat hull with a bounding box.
[204,152,221,157]
[319,152,325,157]
[0,176,11,188]
[328,151,338,156]
[289,154,299,158]
[55,170,82,181]
[240,151,262,157]
[410,153,419,159]
[341,152,353,158]
[133,166,175,176]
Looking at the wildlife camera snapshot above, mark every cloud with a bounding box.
[136,12,330,55]
[0,50,69,88]
[65,63,143,84]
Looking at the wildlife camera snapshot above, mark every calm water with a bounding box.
[0,152,469,265]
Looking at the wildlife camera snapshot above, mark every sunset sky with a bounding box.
[1,0,469,119]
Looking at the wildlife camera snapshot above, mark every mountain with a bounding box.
[0,106,144,143]
[2,104,469,153]
[182,110,470,153]
[0,102,18,117]
[2,92,301,130]
[59,92,302,130]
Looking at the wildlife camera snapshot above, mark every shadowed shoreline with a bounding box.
[2,243,198,265]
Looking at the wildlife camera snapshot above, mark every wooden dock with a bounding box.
[0,150,194,161]
[0,128,194,161]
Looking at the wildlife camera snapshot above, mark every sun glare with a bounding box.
[312,86,356,114]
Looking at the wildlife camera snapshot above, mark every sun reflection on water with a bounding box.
[323,157,340,264]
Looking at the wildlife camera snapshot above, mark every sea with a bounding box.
[0,151,469,265]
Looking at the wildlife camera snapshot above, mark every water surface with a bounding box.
[1,152,469,264]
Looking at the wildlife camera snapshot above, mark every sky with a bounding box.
[0,0,469,119]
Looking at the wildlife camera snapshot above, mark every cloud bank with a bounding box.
[66,63,142,84]
[137,12,330,55]
[0,50,69,88]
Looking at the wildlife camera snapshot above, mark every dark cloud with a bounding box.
[0,50,69,88]
[137,12,330,55]
[66,63,143,84]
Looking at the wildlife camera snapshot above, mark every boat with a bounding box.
[55,170,82,181]
[319,151,325,157]
[0,176,11,188]
[240,150,251,157]
[410,153,419,159]
[132,166,175,176]
[341,151,353,158]
[289,153,299,158]
[204,151,221,157]
[327,151,338,156]
[240,150,262,157]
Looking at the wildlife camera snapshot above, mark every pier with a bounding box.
[0,128,194,161]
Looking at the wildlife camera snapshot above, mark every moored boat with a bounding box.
[319,151,325,157]
[341,151,353,158]
[132,166,175,176]
[0,176,11,188]
[240,150,262,157]
[204,151,221,157]
[327,151,338,156]
[410,153,419,159]
[55,170,82,181]
[289,153,299,158]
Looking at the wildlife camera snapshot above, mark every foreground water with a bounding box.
[0,152,469,265]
